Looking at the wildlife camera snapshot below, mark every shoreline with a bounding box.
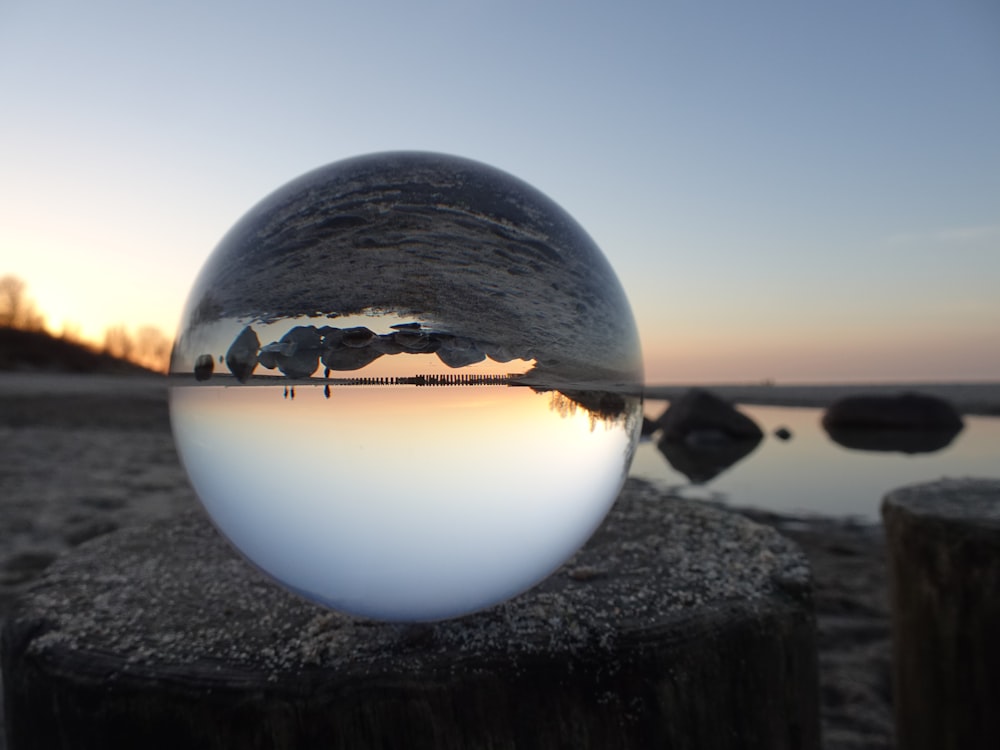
[644,381,1000,415]
[3,372,999,415]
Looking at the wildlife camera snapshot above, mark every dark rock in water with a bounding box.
[275,326,322,379]
[320,327,385,370]
[372,334,406,355]
[658,432,761,484]
[193,354,214,381]
[656,388,764,443]
[280,325,323,351]
[822,392,963,454]
[318,326,344,348]
[822,392,963,431]
[278,353,319,379]
[825,427,959,455]
[774,426,792,441]
[321,346,384,371]
[393,329,440,352]
[436,337,485,368]
[225,326,260,383]
[641,416,658,437]
[340,326,377,348]
[482,342,516,363]
[257,346,280,369]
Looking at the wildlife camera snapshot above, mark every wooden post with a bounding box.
[882,478,1000,750]
[3,481,819,749]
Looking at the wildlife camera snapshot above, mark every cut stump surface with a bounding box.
[3,480,819,749]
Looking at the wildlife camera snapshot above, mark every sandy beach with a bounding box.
[4,373,984,748]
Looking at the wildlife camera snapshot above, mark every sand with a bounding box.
[0,373,908,748]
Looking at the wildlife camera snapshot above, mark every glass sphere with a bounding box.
[169,152,643,622]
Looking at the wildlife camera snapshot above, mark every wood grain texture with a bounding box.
[883,478,1000,750]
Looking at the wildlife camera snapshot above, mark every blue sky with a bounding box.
[1,0,998,382]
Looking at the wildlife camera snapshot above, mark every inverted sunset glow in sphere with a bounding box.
[169,152,643,622]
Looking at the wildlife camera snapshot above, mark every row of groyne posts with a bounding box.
[324,372,521,386]
[2,479,998,749]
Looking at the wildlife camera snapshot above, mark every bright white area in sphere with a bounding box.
[169,384,636,621]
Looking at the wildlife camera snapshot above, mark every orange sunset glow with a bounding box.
[2,3,998,385]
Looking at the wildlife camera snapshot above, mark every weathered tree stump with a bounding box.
[3,480,819,749]
[882,478,1000,750]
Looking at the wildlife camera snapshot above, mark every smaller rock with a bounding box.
[436,337,485,368]
[774,427,792,441]
[656,388,764,443]
[193,354,214,381]
[340,326,377,348]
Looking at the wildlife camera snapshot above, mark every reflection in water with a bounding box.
[656,434,762,484]
[823,426,961,454]
[170,385,640,621]
[631,404,1000,521]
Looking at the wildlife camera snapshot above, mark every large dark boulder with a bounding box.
[822,392,963,431]
[822,392,963,455]
[655,388,764,443]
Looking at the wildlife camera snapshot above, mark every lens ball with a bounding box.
[169,152,643,621]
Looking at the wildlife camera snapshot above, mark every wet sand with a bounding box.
[0,373,910,748]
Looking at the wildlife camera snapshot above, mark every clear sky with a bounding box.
[1,0,998,383]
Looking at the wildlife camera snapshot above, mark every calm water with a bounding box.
[630,404,1000,522]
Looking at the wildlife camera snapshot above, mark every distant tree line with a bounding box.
[102,324,171,372]
[1,274,172,373]
[0,274,46,331]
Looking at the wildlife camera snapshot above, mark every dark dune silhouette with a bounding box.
[0,327,156,375]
